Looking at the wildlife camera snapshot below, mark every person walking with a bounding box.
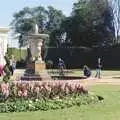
[58,58,66,76]
[95,58,102,79]
[9,55,16,75]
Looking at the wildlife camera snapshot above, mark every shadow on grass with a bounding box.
[51,76,87,80]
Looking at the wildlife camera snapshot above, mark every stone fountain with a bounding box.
[21,24,51,81]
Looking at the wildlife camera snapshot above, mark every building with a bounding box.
[0,27,9,66]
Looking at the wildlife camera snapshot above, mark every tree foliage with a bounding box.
[11,6,65,47]
[111,0,120,43]
[60,0,115,47]
[11,1,115,49]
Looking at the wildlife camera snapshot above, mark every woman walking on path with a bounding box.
[95,58,102,79]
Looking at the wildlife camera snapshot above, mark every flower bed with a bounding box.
[0,80,88,101]
[0,80,101,112]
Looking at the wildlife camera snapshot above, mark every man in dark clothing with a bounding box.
[95,58,102,79]
[58,58,66,76]
[83,65,91,78]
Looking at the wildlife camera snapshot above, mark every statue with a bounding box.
[21,22,51,81]
[36,40,43,61]
[29,39,43,61]
[27,23,48,62]
[35,24,39,34]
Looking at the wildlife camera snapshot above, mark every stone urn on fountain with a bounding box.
[21,24,51,81]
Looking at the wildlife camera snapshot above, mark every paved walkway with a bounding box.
[13,69,120,85]
[79,76,120,86]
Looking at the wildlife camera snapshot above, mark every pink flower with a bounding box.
[65,87,69,94]
[45,85,51,92]
[1,83,9,97]
[18,90,22,96]
[0,65,4,76]
[34,87,40,93]
[22,90,27,97]
[18,90,28,97]
[61,84,65,92]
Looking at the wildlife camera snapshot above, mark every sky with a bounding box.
[0,0,76,27]
[0,0,76,47]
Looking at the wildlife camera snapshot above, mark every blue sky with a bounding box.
[1,0,76,47]
[0,0,76,27]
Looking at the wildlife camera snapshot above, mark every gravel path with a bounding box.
[79,76,120,86]
[14,69,120,85]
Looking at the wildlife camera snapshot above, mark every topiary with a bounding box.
[3,55,11,83]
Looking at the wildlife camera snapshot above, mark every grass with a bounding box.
[0,70,120,120]
[0,69,119,81]
[73,69,120,77]
[0,85,120,120]
[49,69,120,77]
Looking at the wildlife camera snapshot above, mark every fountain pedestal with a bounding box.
[27,61,46,73]
[21,61,50,81]
[21,25,51,81]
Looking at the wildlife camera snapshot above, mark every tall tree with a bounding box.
[46,6,65,32]
[46,6,66,46]
[111,0,120,43]
[11,6,65,47]
[61,0,115,47]
[11,6,48,47]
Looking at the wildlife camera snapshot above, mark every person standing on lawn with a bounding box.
[95,58,102,79]
[58,58,66,76]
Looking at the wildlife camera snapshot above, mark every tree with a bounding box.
[46,6,65,32]
[111,0,120,43]
[46,6,66,47]
[11,6,66,48]
[11,6,48,47]
[60,0,115,47]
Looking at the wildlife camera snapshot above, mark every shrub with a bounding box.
[46,60,53,69]
[0,81,102,113]
[0,94,99,113]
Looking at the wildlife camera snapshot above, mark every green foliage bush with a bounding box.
[46,60,54,69]
[0,81,102,113]
[7,48,27,61]
[0,95,99,113]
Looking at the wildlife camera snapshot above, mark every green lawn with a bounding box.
[1,69,120,81]
[49,69,120,77]
[0,85,120,120]
[73,69,120,77]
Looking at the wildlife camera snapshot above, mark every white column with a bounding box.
[0,33,8,66]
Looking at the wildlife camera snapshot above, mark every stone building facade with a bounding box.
[0,27,8,66]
